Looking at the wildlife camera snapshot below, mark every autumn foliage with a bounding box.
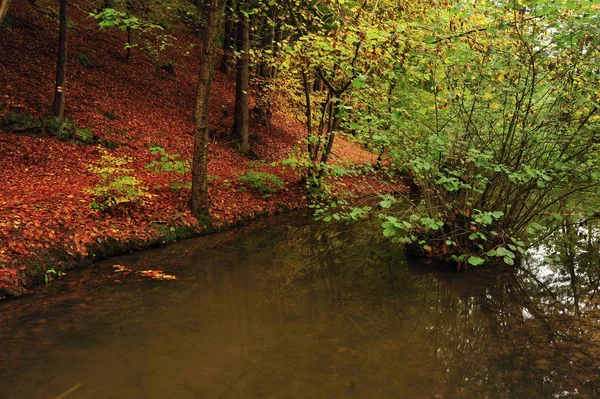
[0,0,398,297]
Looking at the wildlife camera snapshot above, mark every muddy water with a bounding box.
[0,214,599,398]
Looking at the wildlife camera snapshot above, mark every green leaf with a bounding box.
[380,199,392,209]
[429,222,441,230]
[503,256,515,265]
[468,256,485,266]
[352,76,366,88]
[383,226,396,237]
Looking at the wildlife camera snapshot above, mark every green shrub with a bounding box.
[86,148,152,211]
[237,170,284,197]
[90,7,175,57]
[145,146,190,189]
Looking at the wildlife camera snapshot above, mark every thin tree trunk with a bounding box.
[52,0,68,119]
[320,113,341,166]
[271,25,282,79]
[190,0,226,218]
[313,75,321,92]
[232,2,250,154]
[124,0,132,62]
[302,71,313,157]
[219,0,235,74]
[125,25,131,61]
[255,10,274,126]
[0,0,10,25]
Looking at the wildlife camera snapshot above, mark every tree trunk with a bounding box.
[125,25,131,61]
[219,0,235,74]
[0,0,10,25]
[124,0,132,62]
[271,25,282,79]
[190,0,226,219]
[232,2,250,154]
[254,10,274,126]
[52,0,68,120]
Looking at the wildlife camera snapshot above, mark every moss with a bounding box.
[44,117,98,144]
[2,112,42,132]
[21,261,45,283]
[152,224,197,242]
[194,214,214,232]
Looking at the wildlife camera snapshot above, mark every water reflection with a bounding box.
[0,215,599,398]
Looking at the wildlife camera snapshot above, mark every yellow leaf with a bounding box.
[490,103,501,109]
[483,92,494,101]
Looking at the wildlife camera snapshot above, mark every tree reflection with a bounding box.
[2,215,600,398]
[262,216,600,398]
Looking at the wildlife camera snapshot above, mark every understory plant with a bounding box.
[86,148,152,211]
[90,1,174,61]
[145,146,190,189]
[352,1,600,267]
[237,170,283,197]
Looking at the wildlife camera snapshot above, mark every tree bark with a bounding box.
[0,0,10,26]
[232,2,250,154]
[254,10,274,126]
[52,0,68,119]
[190,0,226,219]
[124,0,133,62]
[219,0,235,74]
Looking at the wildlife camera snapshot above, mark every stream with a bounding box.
[0,213,599,398]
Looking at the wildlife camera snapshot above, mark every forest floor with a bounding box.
[0,1,403,297]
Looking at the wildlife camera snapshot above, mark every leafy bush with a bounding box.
[144,0,204,31]
[90,5,174,57]
[86,148,152,211]
[237,170,284,197]
[145,146,190,189]
[355,2,600,268]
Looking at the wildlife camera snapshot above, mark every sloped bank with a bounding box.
[0,171,400,299]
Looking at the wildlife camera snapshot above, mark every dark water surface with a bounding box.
[1,214,599,399]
